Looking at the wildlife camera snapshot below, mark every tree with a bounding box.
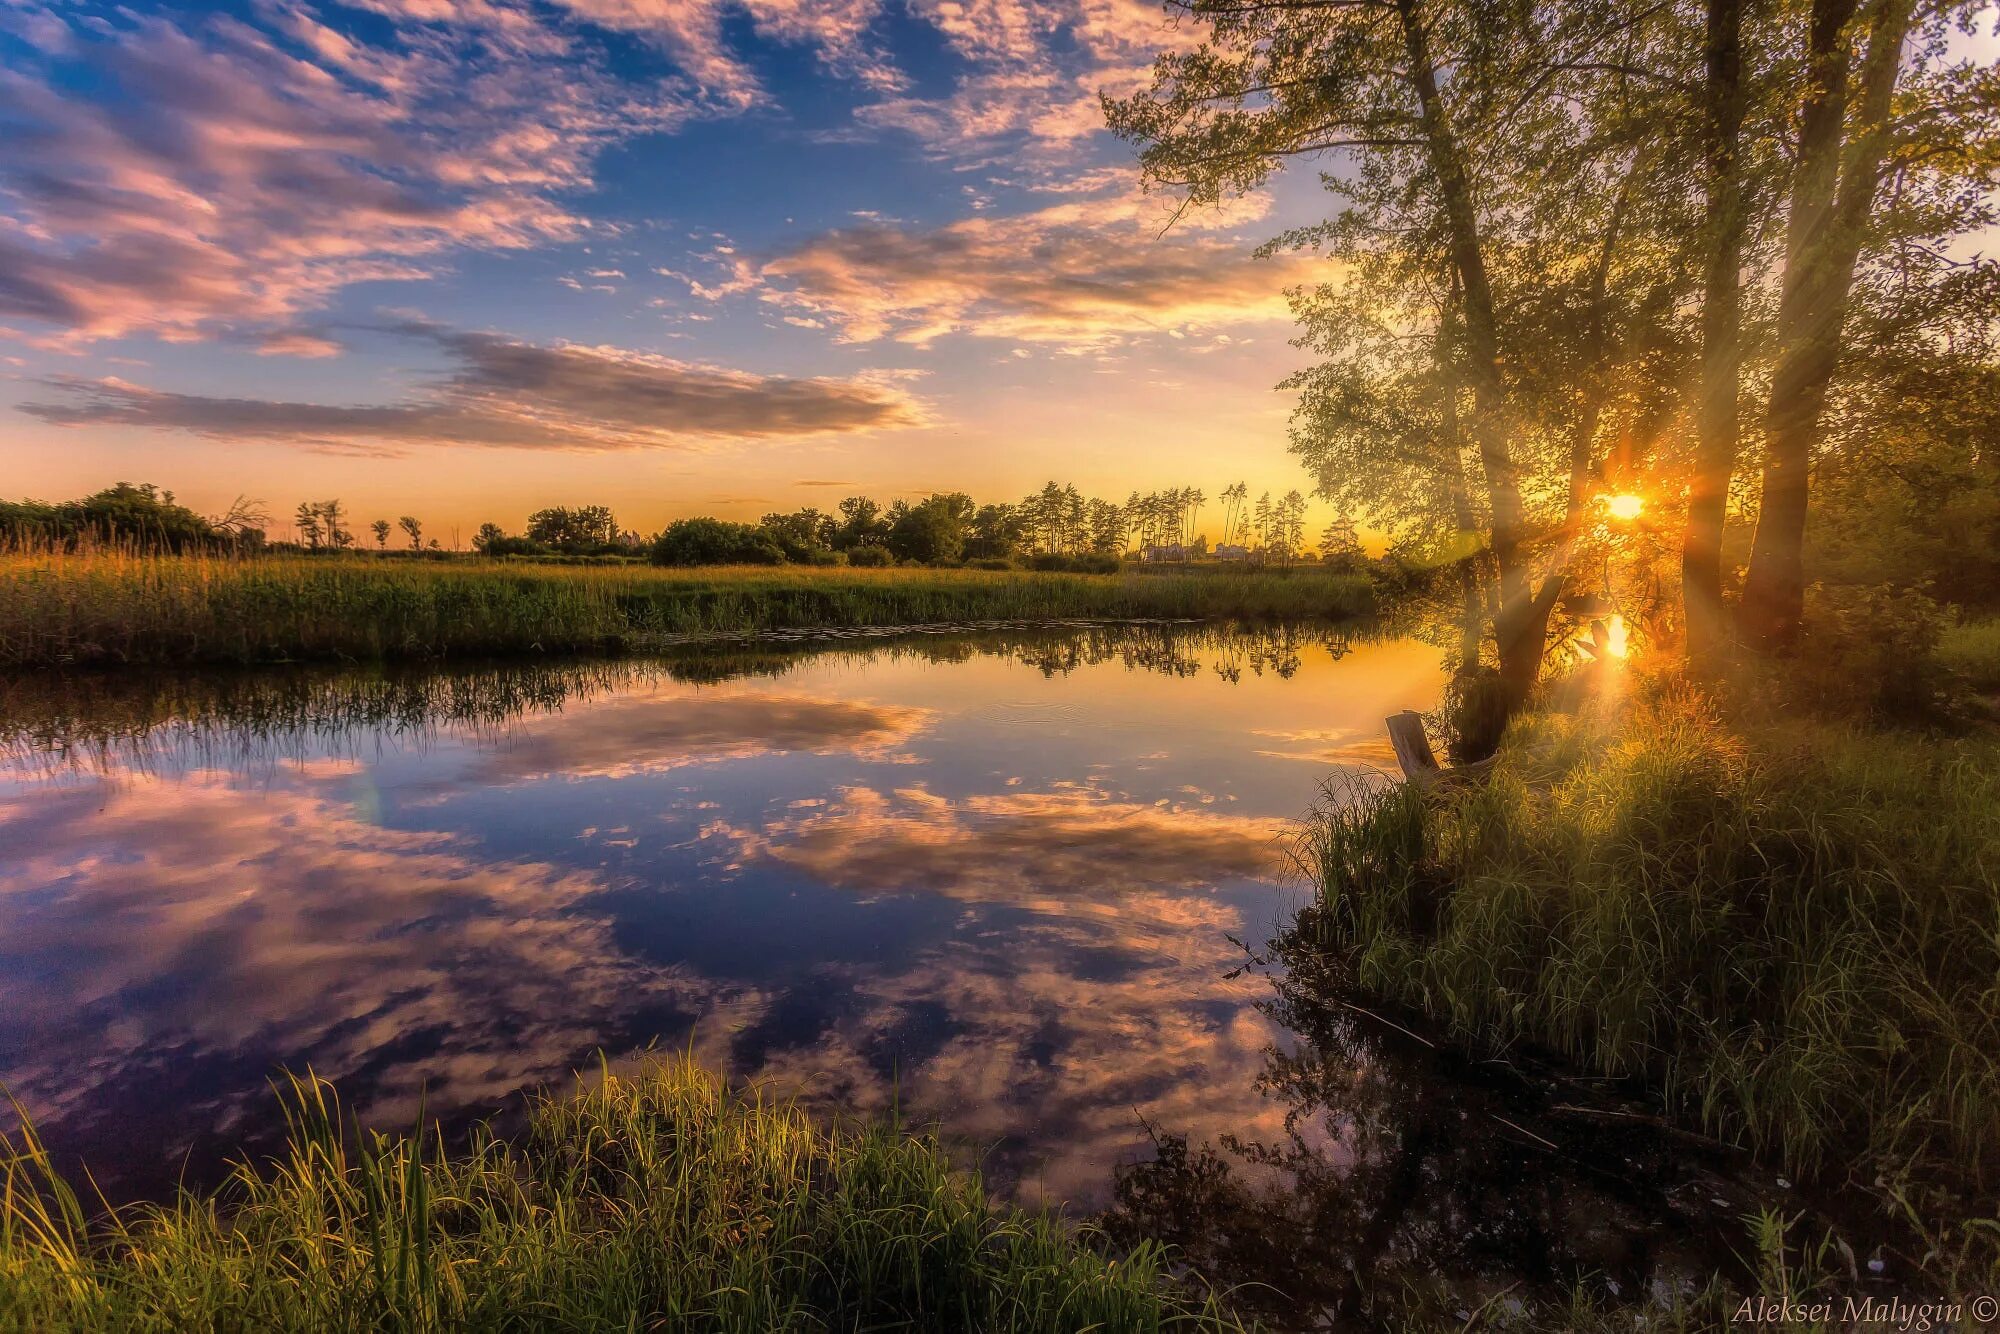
[1738,0,1921,647]
[1680,0,1751,659]
[962,504,1022,560]
[760,509,835,559]
[371,519,391,549]
[649,518,785,566]
[1320,512,1362,568]
[833,496,889,550]
[473,523,507,554]
[1109,0,1686,705]
[399,516,423,551]
[886,493,974,563]
[1218,482,1249,547]
[1087,498,1128,555]
[0,483,236,552]
[317,500,352,549]
[295,502,322,550]
[526,506,617,553]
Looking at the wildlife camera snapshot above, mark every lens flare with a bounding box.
[1604,493,1645,522]
[1605,614,1630,659]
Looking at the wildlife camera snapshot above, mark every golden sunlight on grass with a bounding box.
[1602,493,1646,522]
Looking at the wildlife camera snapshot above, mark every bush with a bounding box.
[968,558,1013,571]
[1023,552,1120,574]
[843,544,893,567]
[1789,582,1956,720]
[649,518,786,567]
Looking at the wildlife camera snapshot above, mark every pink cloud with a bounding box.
[0,8,675,344]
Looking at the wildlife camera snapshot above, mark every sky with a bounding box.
[0,0,1343,542]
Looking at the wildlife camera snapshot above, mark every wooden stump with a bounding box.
[1385,710,1441,783]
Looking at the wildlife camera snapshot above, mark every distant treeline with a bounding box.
[5,482,1365,572]
[489,483,1346,570]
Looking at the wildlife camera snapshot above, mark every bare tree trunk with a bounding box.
[1682,0,1747,661]
[1740,0,1912,647]
[1396,0,1543,701]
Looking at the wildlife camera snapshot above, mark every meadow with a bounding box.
[0,1058,1245,1333]
[1293,654,2000,1292]
[0,548,1377,669]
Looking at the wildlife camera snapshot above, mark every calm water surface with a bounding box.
[1,623,1777,1323]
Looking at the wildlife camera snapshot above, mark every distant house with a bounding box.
[1139,543,1187,563]
[1212,544,1252,562]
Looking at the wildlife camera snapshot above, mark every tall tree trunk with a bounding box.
[1682,0,1747,661]
[1396,0,1545,702]
[1740,0,1912,646]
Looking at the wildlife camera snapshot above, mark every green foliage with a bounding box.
[0,1059,1244,1333]
[885,492,973,564]
[0,483,238,552]
[1436,664,1511,762]
[1938,617,2000,694]
[757,508,837,562]
[525,505,620,553]
[843,544,893,568]
[1811,350,2000,608]
[650,518,786,567]
[0,551,1377,668]
[1787,583,1957,721]
[1297,675,2000,1243]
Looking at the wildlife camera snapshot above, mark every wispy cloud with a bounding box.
[21,323,925,454]
[0,6,676,344]
[746,193,1317,348]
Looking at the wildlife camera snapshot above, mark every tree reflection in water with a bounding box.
[1102,929,1766,1329]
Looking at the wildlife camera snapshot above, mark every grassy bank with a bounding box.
[1295,669,2000,1281]
[0,549,1375,668]
[0,1059,1245,1332]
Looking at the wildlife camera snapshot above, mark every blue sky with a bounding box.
[1,0,1338,538]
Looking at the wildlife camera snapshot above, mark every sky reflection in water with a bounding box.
[0,625,1438,1215]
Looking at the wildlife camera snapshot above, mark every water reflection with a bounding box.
[0,621,1783,1323]
[1,623,1435,1210]
[1103,935,1769,1327]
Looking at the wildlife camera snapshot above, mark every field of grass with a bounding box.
[0,1058,1245,1333]
[0,548,1376,668]
[1293,669,2000,1283]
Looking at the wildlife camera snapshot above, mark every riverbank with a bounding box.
[0,1058,1245,1332]
[1294,660,2000,1296]
[0,550,1376,668]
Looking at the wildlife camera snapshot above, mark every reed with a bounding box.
[0,546,1375,668]
[0,1058,1248,1332]
[1294,669,2000,1273]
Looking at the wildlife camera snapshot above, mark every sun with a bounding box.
[1603,493,1645,522]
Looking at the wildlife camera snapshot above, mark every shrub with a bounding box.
[844,544,893,567]
[1023,552,1120,574]
[1789,582,1955,720]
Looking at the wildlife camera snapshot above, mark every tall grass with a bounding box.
[1939,615,2000,693]
[0,546,1375,668]
[0,1058,1247,1332]
[1294,671,2000,1269]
